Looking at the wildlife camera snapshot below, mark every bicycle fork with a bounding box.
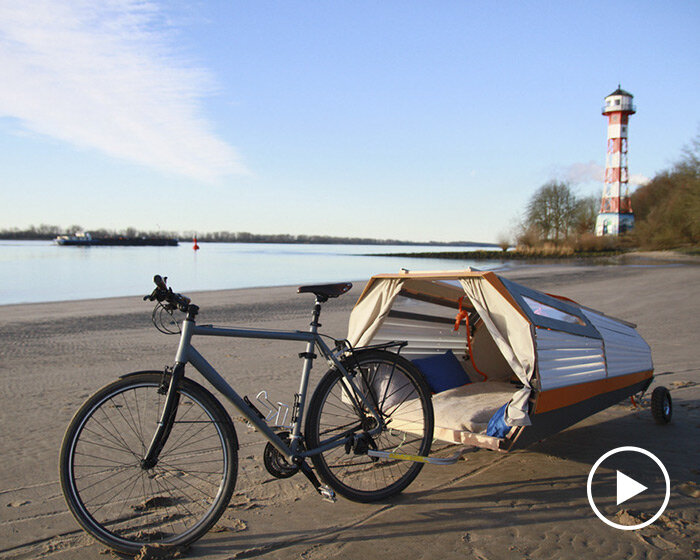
[140,364,183,469]
[141,307,198,470]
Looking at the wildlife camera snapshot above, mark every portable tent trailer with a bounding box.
[347,269,655,451]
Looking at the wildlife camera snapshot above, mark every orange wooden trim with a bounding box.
[352,277,378,307]
[399,287,463,309]
[534,370,653,414]
[483,272,531,322]
[545,292,580,305]
[357,270,533,323]
[368,269,488,280]
[353,270,479,307]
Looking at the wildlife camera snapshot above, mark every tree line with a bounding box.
[0,224,491,247]
[515,131,700,252]
[630,133,700,249]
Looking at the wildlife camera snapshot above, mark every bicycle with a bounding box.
[60,275,434,554]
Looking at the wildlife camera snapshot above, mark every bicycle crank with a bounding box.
[263,432,300,479]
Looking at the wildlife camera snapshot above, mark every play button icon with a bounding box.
[587,446,670,530]
[616,470,647,505]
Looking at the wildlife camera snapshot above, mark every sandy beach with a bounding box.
[1,263,698,560]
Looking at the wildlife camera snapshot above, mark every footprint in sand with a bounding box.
[133,543,186,560]
[228,495,262,510]
[671,380,697,389]
[219,517,248,531]
[615,509,646,525]
[640,534,678,551]
[677,481,700,498]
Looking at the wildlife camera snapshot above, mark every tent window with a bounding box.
[522,296,585,326]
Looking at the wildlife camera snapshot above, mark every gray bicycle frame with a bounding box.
[172,312,384,463]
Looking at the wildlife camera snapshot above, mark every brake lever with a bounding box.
[143,287,168,302]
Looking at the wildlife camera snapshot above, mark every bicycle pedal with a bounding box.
[318,485,336,503]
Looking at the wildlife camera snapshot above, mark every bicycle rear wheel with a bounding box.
[305,349,433,502]
[59,372,238,554]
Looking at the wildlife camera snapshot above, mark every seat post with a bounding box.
[309,298,324,333]
[290,298,324,449]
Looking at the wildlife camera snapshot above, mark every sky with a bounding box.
[1,1,698,243]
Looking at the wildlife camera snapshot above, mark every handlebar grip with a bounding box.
[146,275,193,313]
[154,275,168,290]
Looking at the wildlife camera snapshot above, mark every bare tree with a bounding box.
[496,232,511,252]
[525,181,580,242]
[573,194,599,235]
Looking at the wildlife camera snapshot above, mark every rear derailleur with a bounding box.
[345,432,379,462]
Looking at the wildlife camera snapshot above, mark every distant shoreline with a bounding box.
[0,230,499,247]
[370,249,700,264]
[369,249,621,260]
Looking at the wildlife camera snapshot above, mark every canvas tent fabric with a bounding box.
[459,277,534,426]
[346,269,654,446]
[347,270,536,429]
[347,277,405,348]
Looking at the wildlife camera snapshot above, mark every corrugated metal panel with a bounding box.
[373,315,465,359]
[582,309,653,378]
[535,328,606,390]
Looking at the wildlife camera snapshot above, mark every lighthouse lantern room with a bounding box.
[596,86,636,236]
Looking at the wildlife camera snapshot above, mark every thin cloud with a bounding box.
[553,161,649,188]
[628,173,650,187]
[554,161,605,184]
[0,0,246,182]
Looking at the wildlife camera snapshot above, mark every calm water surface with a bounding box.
[0,241,503,305]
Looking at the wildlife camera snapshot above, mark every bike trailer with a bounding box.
[347,269,655,451]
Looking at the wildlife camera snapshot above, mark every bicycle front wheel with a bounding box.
[305,349,433,502]
[59,372,238,554]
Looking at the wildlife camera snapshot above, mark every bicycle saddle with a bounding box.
[297,282,353,301]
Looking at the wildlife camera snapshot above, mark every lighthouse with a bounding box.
[596,86,636,236]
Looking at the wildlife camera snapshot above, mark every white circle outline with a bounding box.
[586,446,670,530]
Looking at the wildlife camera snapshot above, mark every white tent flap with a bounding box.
[459,278,535,426]
[347,278,405,348]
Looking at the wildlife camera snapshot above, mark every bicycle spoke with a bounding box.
[307,352,432,501]
[62,376,235,552]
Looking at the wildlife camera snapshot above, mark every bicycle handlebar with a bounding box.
[144,275,192,312]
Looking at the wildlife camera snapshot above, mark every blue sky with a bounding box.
[1,1,698,243]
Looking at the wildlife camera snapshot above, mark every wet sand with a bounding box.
[1,264,698,559]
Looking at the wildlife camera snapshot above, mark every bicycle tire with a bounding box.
[305,349,433,502]
[59,372,238,554]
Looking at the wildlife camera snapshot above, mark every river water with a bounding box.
[0,240,503,305]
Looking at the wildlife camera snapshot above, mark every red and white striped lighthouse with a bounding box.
[596,86,636,236]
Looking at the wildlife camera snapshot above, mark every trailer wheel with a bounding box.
[651,386,672,424]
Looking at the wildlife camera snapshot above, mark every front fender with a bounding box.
[118,369,167,379]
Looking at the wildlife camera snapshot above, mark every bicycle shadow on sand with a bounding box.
[186,406,697,559]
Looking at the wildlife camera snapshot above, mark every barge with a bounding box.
[54,233,178,247]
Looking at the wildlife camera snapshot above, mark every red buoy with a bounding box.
[193,235,200,251]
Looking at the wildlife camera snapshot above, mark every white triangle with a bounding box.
[616,470,647,505]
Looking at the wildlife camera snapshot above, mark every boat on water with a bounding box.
[54,232,179,247]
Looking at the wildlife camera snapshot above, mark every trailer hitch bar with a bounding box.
[367,447,471,465]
